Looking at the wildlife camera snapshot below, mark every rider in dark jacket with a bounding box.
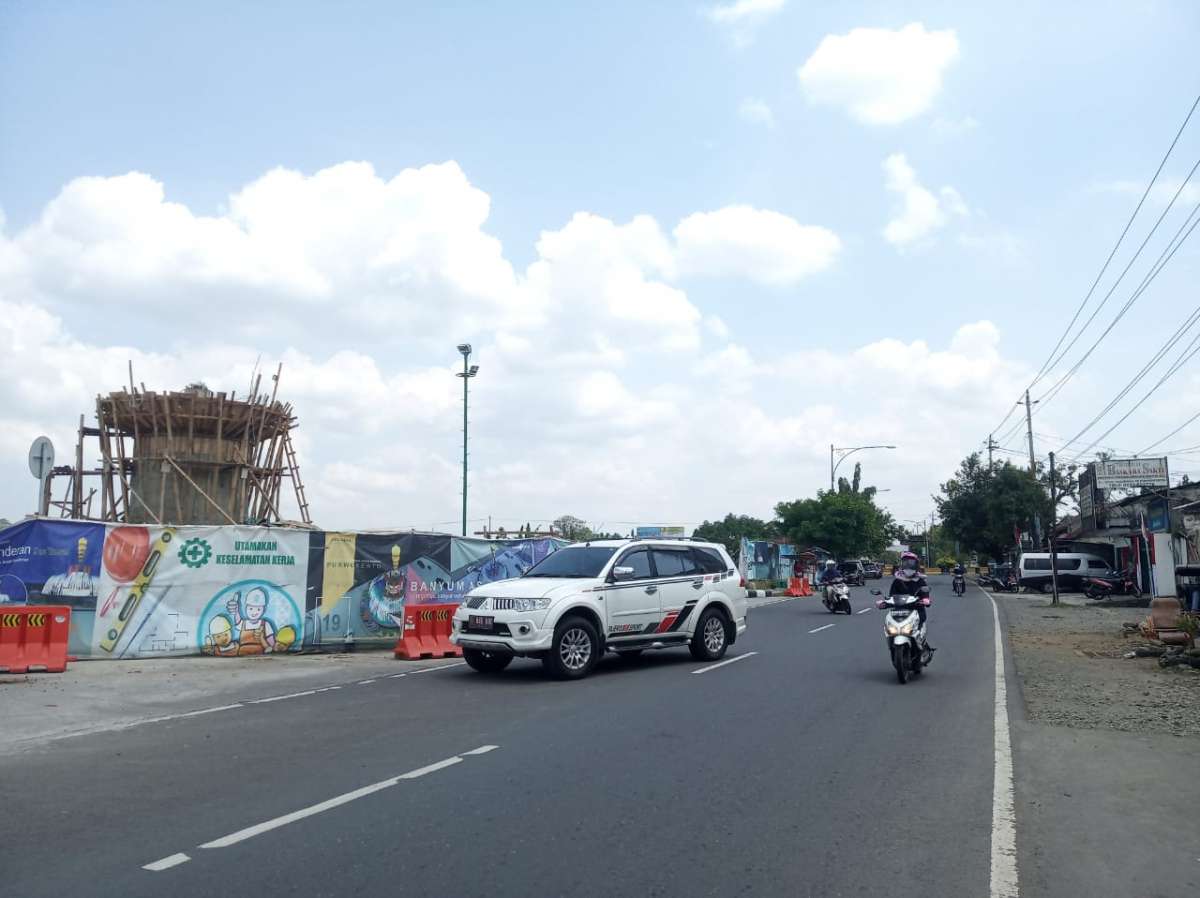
[889,552,932,639]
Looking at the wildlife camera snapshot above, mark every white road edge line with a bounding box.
[407,661,466,674]
[388,673,407,679]
[143,852,190,871]
[197,747,494,852]
[856,608,872,614]
[808,624,835,633]
[984,587,1020,898]
[358,679,377,685]
[691,651,758,674]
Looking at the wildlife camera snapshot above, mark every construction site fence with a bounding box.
[0,518,565,660]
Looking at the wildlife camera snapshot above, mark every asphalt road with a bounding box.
[4,580,1003,897]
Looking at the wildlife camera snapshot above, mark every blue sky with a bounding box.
[2,0,1199,529]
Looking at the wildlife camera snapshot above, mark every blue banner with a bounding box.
[0,519,105,608]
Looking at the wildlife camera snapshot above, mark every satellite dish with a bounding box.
[28,436,55,480]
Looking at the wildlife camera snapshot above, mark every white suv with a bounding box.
[450,539,748,679]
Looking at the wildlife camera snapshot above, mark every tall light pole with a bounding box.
[456,344,479,537]
[830,444,897,491]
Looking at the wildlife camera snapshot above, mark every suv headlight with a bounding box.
[510,598,552,612]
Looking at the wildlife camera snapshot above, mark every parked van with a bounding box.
[1017,552,1111,593]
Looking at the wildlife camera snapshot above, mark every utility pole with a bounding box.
[987,434,998,472]
[829,444,835,492]
[1024,390,1042,548]
[1024,391,1036,472]
[456,344,479,537]
[1048,452,1061,606]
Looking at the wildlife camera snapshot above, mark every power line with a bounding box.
[1139,408,1200,455]
[1070,327,1200,460]
[985,89,1200,438]
[1035,186,1200,408]
[1055,292,1200,452]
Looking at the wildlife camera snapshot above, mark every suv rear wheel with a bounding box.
[543,616,600,680]
[463,648,513,674]
[689,607,730,662]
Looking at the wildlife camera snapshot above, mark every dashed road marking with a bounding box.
[408,661,466,674]
[191,746,497,854]
[357,679,377,685]
[246,689,317,705]
[856,608,873,614]
[691,651,758,674]
[808,624,835,634]
[143,853,190,872]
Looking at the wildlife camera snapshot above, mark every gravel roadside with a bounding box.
[995,591,1200,737]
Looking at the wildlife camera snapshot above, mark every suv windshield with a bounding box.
[522,546,618,578]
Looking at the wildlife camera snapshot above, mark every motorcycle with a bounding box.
[1085,572,1142,600]
[978,571,1019,592]
[821,579,853,614]
[952,571,966,596]
[872,588,933,684]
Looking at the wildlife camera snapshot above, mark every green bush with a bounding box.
[935,554,958,570]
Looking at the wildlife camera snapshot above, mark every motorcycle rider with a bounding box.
[889,552,933,651]
[819,559,842,600]
[952,560,966,594]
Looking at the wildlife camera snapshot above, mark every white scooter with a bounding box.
[821,579,852,614]
[871,588,933,684]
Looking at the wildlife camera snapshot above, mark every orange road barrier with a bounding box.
[0,605,72,673]
[394,603,462,660]
[786,577,803,597]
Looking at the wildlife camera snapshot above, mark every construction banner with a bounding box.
[0,520,562,658]
[90,525,310,659]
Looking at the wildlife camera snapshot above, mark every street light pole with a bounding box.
[830,444,898,492]
[456,344,479,537]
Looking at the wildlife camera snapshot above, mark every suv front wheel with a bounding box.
[689,607,730,662]
[543,616,601,680]
[463,648,513,674]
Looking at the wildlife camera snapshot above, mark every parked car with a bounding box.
[837,560,866,586]
[450,539,748,680]
[1017,552,1112,593]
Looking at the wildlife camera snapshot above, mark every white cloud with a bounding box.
[881,153,968,247]
[1091,178,1200,207]
[797,23,960,125]
[738,97,776,128]
[674,205,841,285]
[1,159,1040,530]
[705,0,785,47]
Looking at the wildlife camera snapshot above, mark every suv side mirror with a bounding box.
[610,566,635,582]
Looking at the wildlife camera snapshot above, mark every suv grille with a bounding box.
[491,598,518,610]
[464,596,488,610]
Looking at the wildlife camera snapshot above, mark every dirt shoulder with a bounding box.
[995,592,1200,737]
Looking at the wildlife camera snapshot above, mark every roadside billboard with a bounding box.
[1093,457,1169,490]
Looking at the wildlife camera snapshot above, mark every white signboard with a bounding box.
[1093,457,1168,490]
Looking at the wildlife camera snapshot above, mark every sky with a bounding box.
[2,0,1199,533]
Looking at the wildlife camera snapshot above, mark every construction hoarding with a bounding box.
[0,519,563,659]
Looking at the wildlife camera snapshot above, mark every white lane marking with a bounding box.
[856,608,873,614]
[357,679,377,685]
[983,587,1020,897]
[691,651,758,674]
[315,686,341,692]
[808,624,835,633]
[388,673,407,679]
[142,853,190,872]
[462,744,499,756]
[174,703,242,719]
[199,747,494,850]
[398,756,463,779]
[246,689,317,705]
[407,661,466,674]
